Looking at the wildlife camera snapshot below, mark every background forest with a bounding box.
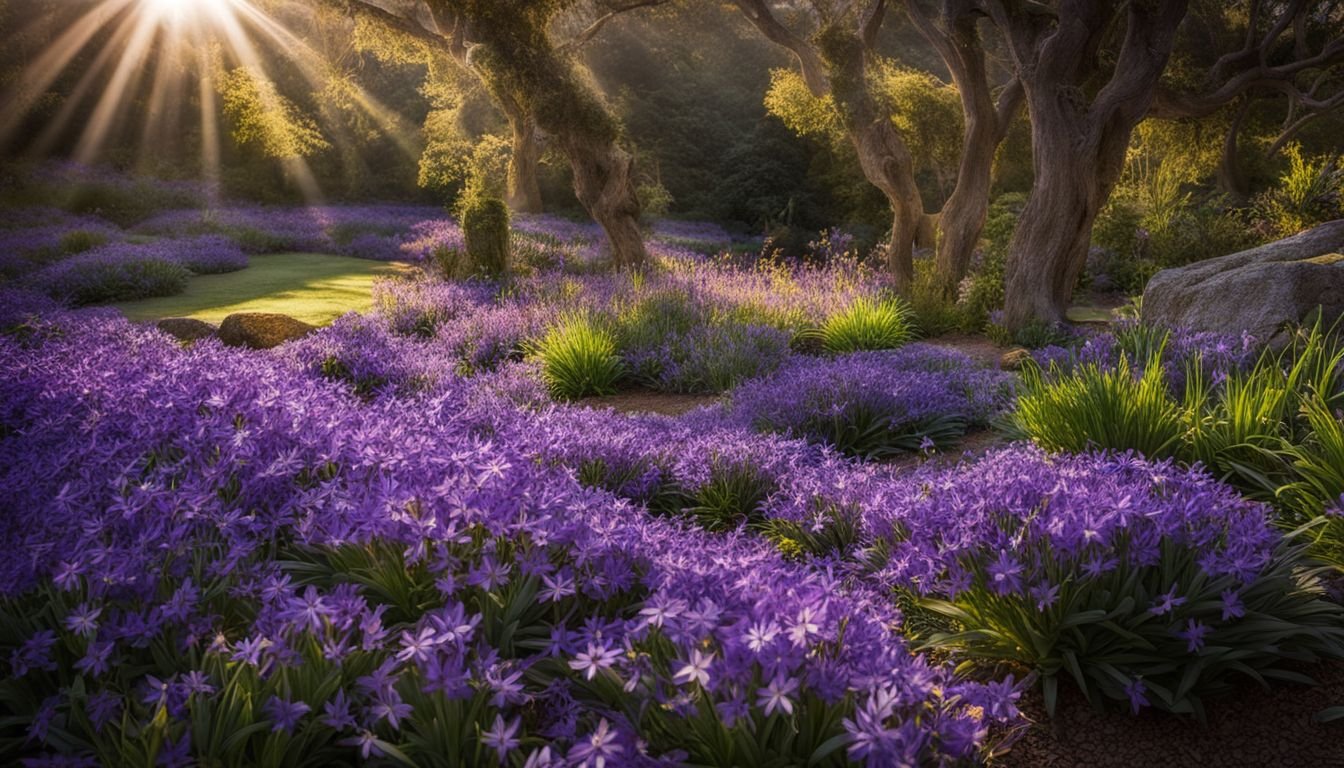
[4,0,1342,316]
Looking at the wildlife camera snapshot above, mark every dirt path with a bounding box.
[580,389,721,416]
[998,660,1344,767]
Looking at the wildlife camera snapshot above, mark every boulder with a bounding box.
[155,317,217,343]
[1142,220,1344,341]
[218,312,316,350]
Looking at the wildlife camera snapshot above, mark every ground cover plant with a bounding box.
[4,0,1344,761]
[0,302,1023,767]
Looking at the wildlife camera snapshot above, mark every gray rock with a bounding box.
[1142,220,1344,341]
[155,317,217,343]
[217,312,316,350]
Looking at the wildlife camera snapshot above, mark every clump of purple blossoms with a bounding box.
[727,345,1013,457]
[23,249,190,305]
[0,307,1018,765]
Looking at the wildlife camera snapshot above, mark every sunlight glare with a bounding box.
[141,0,218,26]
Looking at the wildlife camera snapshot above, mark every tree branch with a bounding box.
[732,0,830,96]
[558,0,672,53]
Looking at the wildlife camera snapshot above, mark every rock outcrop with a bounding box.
[1143,220,1344,341]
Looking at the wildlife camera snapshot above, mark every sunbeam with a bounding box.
[0,0,423,201]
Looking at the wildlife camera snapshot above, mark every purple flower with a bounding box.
[568,642,621,681]
[673,649,714,687]
[756,673,799,717]
[568,719,623,766]
[321,689,357,730]
[1149,585,1187,617]
[987,551,1024,596]
[1178,619,1211,653]
[1123,678,1149,713]
[63,603,101,637]
[481,714,521,763]
[265,696,310,733]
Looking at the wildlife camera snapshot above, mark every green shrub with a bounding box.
[686,459,776,532]
[986,315,1078,350]
[528,313,623,400]
[1012,354,1185,458]
[27,254,190,305]
[919,530,1344,719]
[817,296,916,353]
[459,193,511,278]
[908,258,965,337]
[58,229,109,255]
[1252,144,1344,238]
[433,245,470,281]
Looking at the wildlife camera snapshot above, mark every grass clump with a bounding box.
[817,296,916,353]
[529,313,624,400]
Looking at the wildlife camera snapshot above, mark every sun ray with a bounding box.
[0,0,137,147]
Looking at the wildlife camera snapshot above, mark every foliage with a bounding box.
[528,312,624,400]
[1251,143,1344,238]
[0,305,1019,767]
[817,296,916,353]
[24,251,190,305]
[220,66,330,159]
[920,524,1344,720]
[1016,323,1344,568]
[57,229,109,254]
[458,191,511,278]
[729,346,1011,459]
[1013,353,1185,457]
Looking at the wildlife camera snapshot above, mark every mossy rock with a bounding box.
[156,317,217,343]
[218,312,316,350]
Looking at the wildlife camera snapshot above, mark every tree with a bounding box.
[984,0,1190,328]
[904,0,1022,297]
[737,0,1019,293]
[1149,0,1344,199]
[733,0,928,290]
[341,0,658,267]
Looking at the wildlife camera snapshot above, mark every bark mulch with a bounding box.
[997,661,1344,768]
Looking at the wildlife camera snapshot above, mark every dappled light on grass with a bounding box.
[114,252,414,325]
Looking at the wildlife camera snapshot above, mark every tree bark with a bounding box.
[505,111,543,214]
[735,1,925,291]
[907,0,1024,297]
[989,0,1189,328]
[821,22,923,292]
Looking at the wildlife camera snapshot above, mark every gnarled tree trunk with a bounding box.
[989,0,1189,328]
[345,0,647,267]
[906,1,1023,298]
[469,12,647,268]
[822,24,923,291]
[565,134,646,268]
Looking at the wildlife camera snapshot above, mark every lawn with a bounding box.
[113,252,415,325]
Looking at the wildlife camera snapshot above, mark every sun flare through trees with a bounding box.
[2,1,1344,766]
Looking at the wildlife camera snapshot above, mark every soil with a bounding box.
[997,660,1344,768]
[927,332,1007,367]
[580,388,721,416]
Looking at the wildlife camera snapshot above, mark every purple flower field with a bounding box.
[2,193,1343,767]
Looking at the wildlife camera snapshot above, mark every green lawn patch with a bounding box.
[114,253,415,325]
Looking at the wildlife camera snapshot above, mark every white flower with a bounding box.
[673,649,714,687]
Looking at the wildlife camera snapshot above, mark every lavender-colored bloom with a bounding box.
[481,714,522,763]
[265,696,311,733]
[1178,619,1211,653]
[1123,678,1149,713]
